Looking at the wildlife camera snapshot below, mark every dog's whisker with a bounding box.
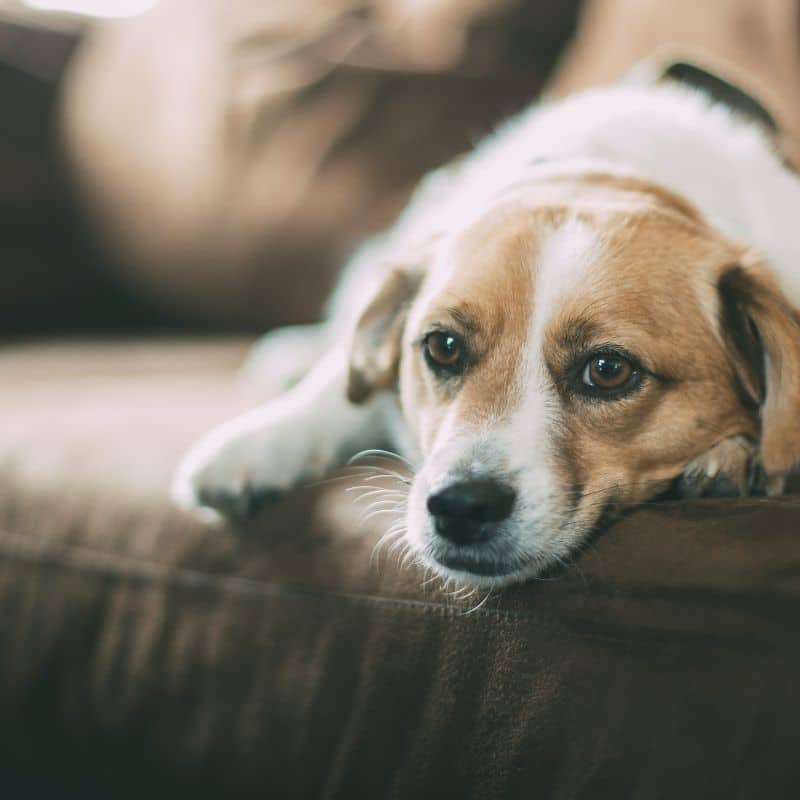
[369,528,406,569]
[347,464,408,475]
[355,495,405,511]
[347,487,409,503]
[400,547,418,570]
[360,496,406,509]
[360,506,406,526]
[463,589,493,615]
[303,472,383,489]
[387,536,410,559]
[305,464,413,492]
[344,462,405,472]
[339,464,402,476]
[371,529,404,551]
[351,495,408,517]
[359,505,405,525]
[345,484,392,496]
[359,473,412,486]
[341,471,395,483]
[391,542,410,568]
[347,461,412,480]
[454,586,477,601]
[545,550,589,586]
[570,476,667,503]
[346,473,411,487]
[348,449,415,469]
[445,581,469,599]
[359,471,412,485]
[383,524,408,541]
[362,494,407,507]
[386,538,404,558]
[341,465,412,480]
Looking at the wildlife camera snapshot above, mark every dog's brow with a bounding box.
[549,317,601,352]
[447,306,481,334]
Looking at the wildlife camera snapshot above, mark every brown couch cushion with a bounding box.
[2,339,800,798]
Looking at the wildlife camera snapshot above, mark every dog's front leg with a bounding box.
[172,346,391,521]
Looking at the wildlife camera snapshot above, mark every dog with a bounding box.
[172,61,800,587]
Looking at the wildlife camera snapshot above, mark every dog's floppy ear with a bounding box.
[347,268,422,404]
[718,261,800,480]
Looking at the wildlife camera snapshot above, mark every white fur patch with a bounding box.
[531,218,601,336]
[517,218,602,434]
[384,83,800,306]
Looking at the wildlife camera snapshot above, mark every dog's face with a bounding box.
[348,174,800,585]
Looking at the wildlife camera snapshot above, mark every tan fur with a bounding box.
[397,202,591,456]
[719,258,800,475]
[343,170,798,542]
[394,173,773,531]
[680,435,757,497]
[538,196,761,526]
[348,269,422,403]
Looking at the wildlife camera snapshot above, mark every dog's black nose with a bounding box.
[427,479,516,545]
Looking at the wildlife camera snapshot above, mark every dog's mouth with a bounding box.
[424,539,532,582]
[418,498,608,585]
[434,551,517,577]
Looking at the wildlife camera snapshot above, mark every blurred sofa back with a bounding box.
[6,0,800,336]
[59,0,580,331]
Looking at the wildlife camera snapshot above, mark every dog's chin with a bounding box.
[410,515,599,588]
[418,545,547,589]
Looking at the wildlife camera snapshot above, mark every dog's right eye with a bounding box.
[423,331,466,375]
[583,354,633,389]
[573,349,642,399]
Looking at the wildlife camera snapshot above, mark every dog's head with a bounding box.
[347,173,800,585]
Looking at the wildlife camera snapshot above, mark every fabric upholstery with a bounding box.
[2,340,800,798]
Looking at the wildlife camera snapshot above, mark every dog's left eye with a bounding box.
[423,331,465,374]
[579,352,638,395]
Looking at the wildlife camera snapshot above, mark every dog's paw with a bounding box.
[172,408,323,522]
[677,435,761,499]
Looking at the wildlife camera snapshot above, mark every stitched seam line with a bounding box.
[1,530,799,653]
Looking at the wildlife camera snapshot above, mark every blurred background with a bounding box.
[0,0,581,337]
[1,0,798,337]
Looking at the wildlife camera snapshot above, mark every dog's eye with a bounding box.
[424,331,465,374]
[580,353,636,393]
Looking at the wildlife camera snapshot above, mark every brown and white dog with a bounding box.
[173,64,800,587]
